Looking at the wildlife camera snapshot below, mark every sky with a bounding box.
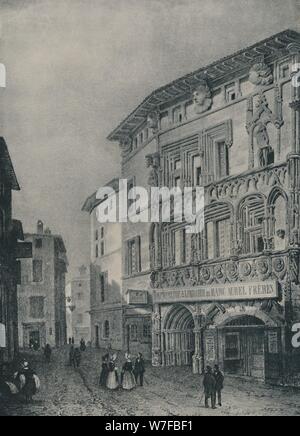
[1,0,299,279]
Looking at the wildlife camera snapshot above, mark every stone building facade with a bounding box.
[0,137,30,363]
[18,221,68,349]
[66,266,91,345]
[83,179,123,351]
[107,30,300,382]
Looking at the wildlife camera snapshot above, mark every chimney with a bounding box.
[37,220,44,235]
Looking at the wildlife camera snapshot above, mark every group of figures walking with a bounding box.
[203,365,224,409]
[99,352,145,391]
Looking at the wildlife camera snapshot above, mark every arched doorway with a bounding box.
[218,315,266,379]
[161,305,195,367]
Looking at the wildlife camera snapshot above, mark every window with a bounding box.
[100,241,105,256]
[225,84,237,102]
[174,229,187,265]
[173,106,183,124]
[193,155,202,186]
[206,203,232,259]
[30,297,44,319]
[100,273,107,303]
[239,195,265,254]
[130,325,138,341]
[100,227,104,239]
[103,320,110,339]
[224,333,240,360]
[95,230,99,241]
[33,260,43,282]
[143,323,151,339]
[95,244,99,258]
[35,239,42,249]
[216,141,229,179]
[127,237,141,275]
[216,218,231,258]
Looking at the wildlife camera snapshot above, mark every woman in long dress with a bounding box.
[106,354,119,390]
[99,354,109,388]
[121,354,136,391]
[15,361,40,403]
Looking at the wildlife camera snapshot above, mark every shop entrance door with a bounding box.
[222,316,266,380]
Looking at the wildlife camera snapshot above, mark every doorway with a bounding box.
[221,316,266,379]
[29,331,40,350]
[161,305,195,367]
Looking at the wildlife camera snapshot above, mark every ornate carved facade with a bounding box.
[108,30,300,383]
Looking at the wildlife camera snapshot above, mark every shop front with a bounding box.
[152,279,285,382]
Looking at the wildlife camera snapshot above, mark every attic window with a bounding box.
[225,84,237,103]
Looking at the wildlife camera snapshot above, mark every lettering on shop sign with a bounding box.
[153,281,278,304]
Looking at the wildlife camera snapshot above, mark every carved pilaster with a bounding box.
[151,305,162,366]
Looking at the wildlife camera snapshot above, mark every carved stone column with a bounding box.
[287,153,300,246]
[151,304,162,367]
[191,305,205,374]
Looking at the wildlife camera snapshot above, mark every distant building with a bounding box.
[18,221,68,349]
[82,178,123,351]
[66,266,91,345]
[0,137,31,363]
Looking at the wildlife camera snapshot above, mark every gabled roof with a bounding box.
[0,137,20,190]
[107,29,300,142]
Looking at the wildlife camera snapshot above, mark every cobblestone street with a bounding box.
[1,348,300,416]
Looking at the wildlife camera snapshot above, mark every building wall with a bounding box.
[18,227,68,349]
[67,274,91,345]
[89,202,123,351]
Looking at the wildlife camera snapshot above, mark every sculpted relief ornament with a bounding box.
[193,80,213,114]
[249,61,273,87]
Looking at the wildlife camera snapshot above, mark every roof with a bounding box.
[82,177,120,213]
[107,29,300,142]
[0,137,20,190]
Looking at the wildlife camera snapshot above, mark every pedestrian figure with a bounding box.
[121,354,136,391]
[80,338,86,352]
[106,353,119,390]
[68,338,72,345]
[214,365,224,407]
[44,344,52,363]
[15,361,40,403]
[69,345,75,367]
[74,348,81,368]
[72,337,75,345]
[99,354,109,387]
[134,352,145,387]
[203,366,216,409]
